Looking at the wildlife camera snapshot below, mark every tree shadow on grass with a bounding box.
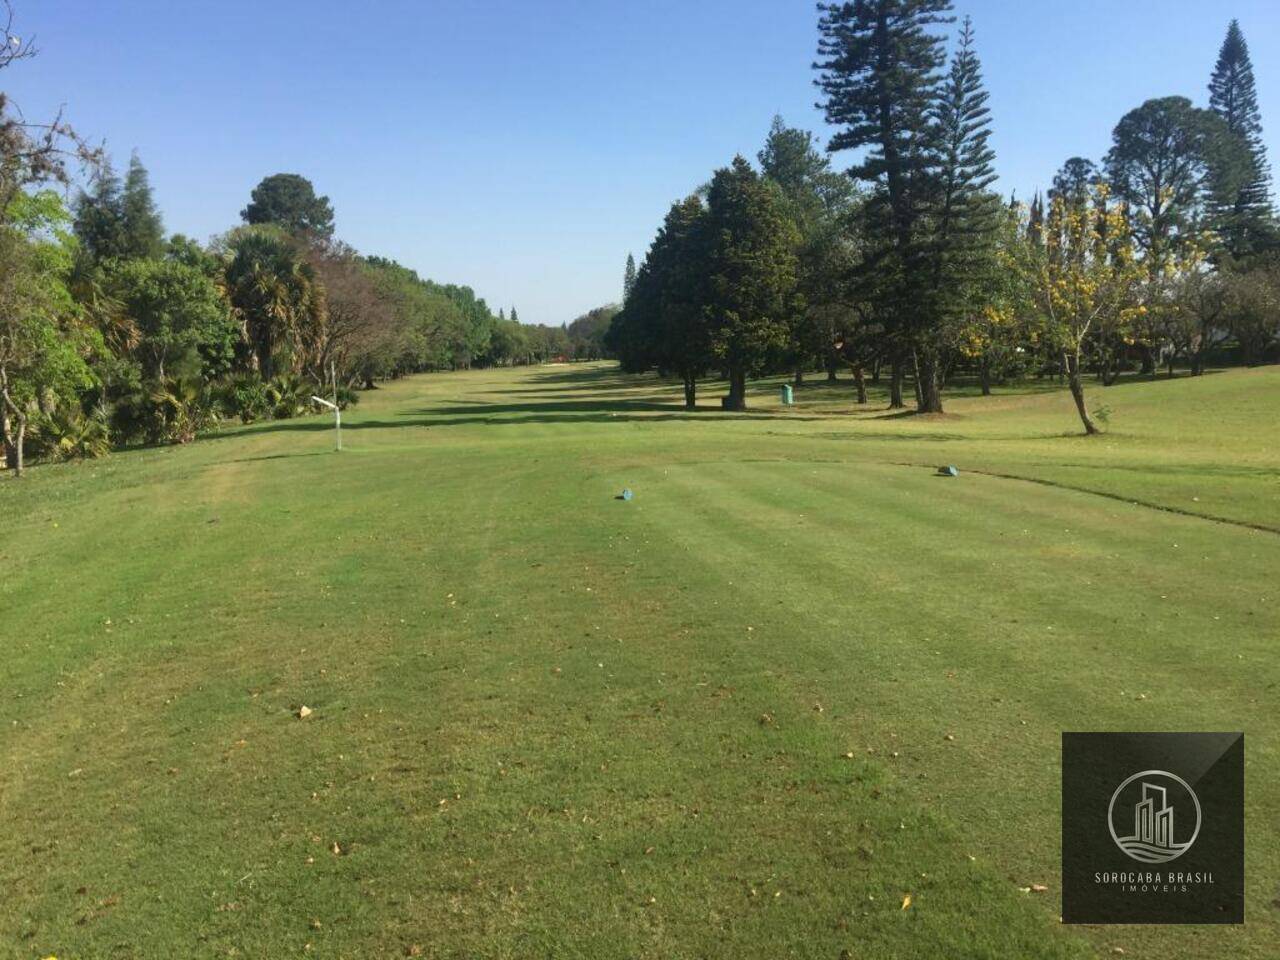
[203,406,827,441]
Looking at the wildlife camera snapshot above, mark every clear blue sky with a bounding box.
[7,1,1279,326]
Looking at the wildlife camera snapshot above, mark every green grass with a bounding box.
[3,363,1278,959]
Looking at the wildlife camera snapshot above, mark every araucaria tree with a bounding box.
[1208,20,1275,259]
[814,0,955,413]
[927,16,1002,368]
[704,157,800,410]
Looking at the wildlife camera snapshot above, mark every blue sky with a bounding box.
[7,1,1279,326]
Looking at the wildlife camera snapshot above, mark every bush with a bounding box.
[266,374,312,420]
[218,375,272,423]
[28,405,112,462]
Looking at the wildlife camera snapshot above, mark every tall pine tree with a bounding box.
[121,151,164,260]
[814,0,954,412]
[73,159,125,264]
[929,16,1000,319]
[703,157,800,411]
[1208,19,1275,258]
[1049,157,1100,211]
[622,252,637,303]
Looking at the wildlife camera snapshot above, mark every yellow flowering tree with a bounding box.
[949,204,1033,395]
[1030,186,1144,434]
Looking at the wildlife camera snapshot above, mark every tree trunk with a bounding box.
[979,360,992,396]
[871,357,882,383]
[888,358,905,409]
[683,373,697,410]
[3,416,25,476]
[853,365,867,404]
[1190,351,1204,376]
[1065,352,1098,436]
[724,367,747,411]
[915,349,944,414]
[793,367,804,387]
[1140,347,1156,376]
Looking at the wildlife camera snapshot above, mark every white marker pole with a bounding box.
[331,361,342,452]
[311,394,341,451]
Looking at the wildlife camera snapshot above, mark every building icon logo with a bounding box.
[1107,770,1201,864]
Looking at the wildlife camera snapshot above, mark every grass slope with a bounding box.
[2,364,1278,959]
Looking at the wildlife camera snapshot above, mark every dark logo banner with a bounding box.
[1061,732,1243,924]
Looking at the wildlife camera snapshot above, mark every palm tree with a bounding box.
[222,227,325,381]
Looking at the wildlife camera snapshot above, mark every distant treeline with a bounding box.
[0,4,612,476]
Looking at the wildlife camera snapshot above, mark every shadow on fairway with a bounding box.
[204,406,828,441]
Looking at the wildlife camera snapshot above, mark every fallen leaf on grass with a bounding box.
[901,894,912,910]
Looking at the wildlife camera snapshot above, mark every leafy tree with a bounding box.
[703,157,800,410]
[363,258,477,374]
[1029,186,1144,434]
[567,305,619,360]
[759,116,859,386]
[815,0,954,412]
[241,173,335,240]
[0,191,99,474]
[1223,256,1280,364]
[111,258,234,381]
[485,316,528,366]
[1151,243,1229,376]
[951,204,1031,394]
[1208,19,1275,259]
[166,234,223,277]
[1105,97,1248,270]
[310,248,397,386]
